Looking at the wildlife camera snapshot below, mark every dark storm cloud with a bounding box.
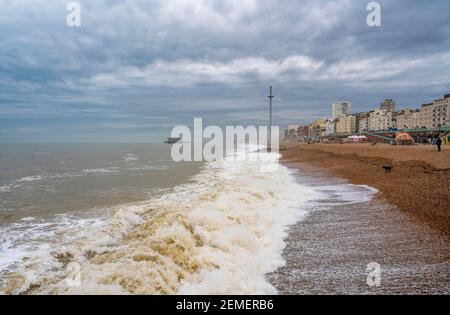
[0,0,449,142]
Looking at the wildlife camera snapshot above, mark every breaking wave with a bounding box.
[0,150,319,295]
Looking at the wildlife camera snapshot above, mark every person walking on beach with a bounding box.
[436,137,442,152]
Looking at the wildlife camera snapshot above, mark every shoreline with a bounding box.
[269,153,449,294]
[279,143,450,234]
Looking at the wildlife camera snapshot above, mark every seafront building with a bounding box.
[284,124,301,139]
[380,99,396,112]
[336,115,356,135]
[356,112,369,133]
[283,94,449,141]
[325,119,337,136]
[417,95,450,129]
[431,94,449,128]
[396,109,421,129]
[309,120,326,138]
[296,125,310,141]
[420,103,434,129]
[332,101,352,119]
[369,109,393,131]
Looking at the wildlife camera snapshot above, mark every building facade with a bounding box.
[431,94,450,128]
[396,109,421,130]
[332,101,352,120]
[284,124,300,139]
[368,109,393,131]
[380,99,396,113]
[309,119,326,138]
[325,119,336,136]
[356,112,369,133]
[419,103,434,129]
[296,125,310,140]
[415,96,449,129]
[336,115,356,135]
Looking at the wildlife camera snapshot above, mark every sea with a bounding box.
[0,143,376,294]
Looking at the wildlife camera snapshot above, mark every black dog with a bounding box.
[382,165,393,172]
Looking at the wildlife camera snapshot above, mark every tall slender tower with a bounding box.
[268,85,274,152]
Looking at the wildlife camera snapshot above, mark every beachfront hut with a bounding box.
[347,135,368,142]
[395,132,415,145]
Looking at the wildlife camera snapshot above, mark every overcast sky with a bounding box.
[0,0,449,142]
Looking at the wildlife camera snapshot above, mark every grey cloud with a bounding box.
[0,0,449,142]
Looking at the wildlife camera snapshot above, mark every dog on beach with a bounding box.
[382,165,393,172]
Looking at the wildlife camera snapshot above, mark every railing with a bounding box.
[364,127,450,134]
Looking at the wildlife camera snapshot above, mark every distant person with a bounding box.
[436,137,442,152]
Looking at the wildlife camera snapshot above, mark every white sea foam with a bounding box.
[20,217,35,222]
[13,168,120,186]
[81,168,119,174]
[16,175,46,183]
[123,154,139,162]
[0,214,106,292]
[312,183,378,206]
[0,185,12,193]
[128,165,168,171]
[0,150,320,295]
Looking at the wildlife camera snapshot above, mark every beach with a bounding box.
[280,143,450,234]
[268,143,449,294]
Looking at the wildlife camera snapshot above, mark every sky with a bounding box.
[0,0,449,142]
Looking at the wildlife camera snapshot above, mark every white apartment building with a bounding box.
[325,119,336,136]
[332,101,352,120]
[416,94,450,129]
[420,103,434,129]
[356,112,369,133]
[368,109,393,131]
[358,117,369,132]
[397,109,421,130]
[432,95,449,128]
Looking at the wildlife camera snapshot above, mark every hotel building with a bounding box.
[332,101,352,120]
[368,109,393,131]
[336,115,356,135]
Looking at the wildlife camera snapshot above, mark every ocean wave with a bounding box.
[128,165,168,171]
[0,151,319,295]
[123,154,139,162]
[0,185,12,193]
[0,214,106,293]
[16,175,46,183]
[311,183,378,206]
[81,168,119,174]
[13,168,120,185]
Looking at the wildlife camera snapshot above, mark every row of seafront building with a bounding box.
[284,93,450,142]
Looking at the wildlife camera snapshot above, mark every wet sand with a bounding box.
[268,165,449,295]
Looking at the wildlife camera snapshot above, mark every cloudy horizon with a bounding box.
[1,0,449,142]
